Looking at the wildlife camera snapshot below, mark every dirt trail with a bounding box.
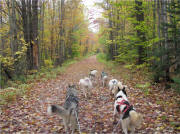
[0,56,179,133]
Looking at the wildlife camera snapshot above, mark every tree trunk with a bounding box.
[32,0,39,70]
[59,0,65,65]
[107,0,114,59]
[161,0,170,81]
[157,0,161,45]
[0,0,2,88]
[7,0,18,58]
[39,0,45,66]
[153,0,156,39]
[21,0,38,70]
[0,0,4,56]
[25,0,33,70]
[135,0,146,64]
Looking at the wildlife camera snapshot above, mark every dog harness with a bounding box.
[116,96,134,119]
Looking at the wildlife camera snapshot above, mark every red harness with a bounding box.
[117,99,131,114]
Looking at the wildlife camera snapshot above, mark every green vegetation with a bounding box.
[0,86,30,106]
[0,58,78,106]
[97,53,116,72]
[136,82,151,96]
[171,77,180,93]
[99,0,180,92]
[97,53,152,95]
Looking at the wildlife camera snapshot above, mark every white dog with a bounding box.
[79,77,93,98]
[89,69,98,80]
[109,79,118,95]
[113,87,143,134]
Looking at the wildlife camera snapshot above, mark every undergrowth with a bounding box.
[97,53,152,95]
[96,53,117,73]
[0,56,87,106]
[97,53,180,95]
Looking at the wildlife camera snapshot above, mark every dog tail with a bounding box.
[129,110,143,128]
[47,105,69,118]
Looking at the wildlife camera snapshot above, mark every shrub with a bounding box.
[171,77,180,93]
[44,59,53,69]
[0,83,31,106]
[71,44,80,58]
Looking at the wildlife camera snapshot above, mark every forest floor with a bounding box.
[0,55,180,134]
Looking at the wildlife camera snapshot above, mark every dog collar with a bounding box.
[116,95,122,100]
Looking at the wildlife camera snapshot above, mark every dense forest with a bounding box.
[0,0,99,88]
[98,0,180,91]
[0,0,180,90]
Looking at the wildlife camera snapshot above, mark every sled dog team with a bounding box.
[47,69,143,134]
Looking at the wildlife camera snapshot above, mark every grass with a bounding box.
[135,82,151,96]
[96,53,117,73]
[0,85,31,106]
[0,56,91,106]
[97,53,130,76]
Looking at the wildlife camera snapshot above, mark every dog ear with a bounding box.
[122,87,127,96]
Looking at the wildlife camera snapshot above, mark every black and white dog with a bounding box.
[113,87,143,134]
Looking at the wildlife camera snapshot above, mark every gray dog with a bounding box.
[101,71,108,87]
[47,85,79,134]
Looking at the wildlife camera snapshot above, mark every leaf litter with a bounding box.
[0,56,179,133]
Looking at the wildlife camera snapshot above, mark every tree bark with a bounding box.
[59,0,65,65]
[107,0,114,59]
[7,0,18,58]
[135,0,146,64]
[32,0,39,69]
[161,0,170,81]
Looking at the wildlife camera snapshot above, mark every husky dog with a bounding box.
[89,69,98,80]
[101,71,108,87]
[79,77,93,98]
[113,87,143,134]
[112,81,124,97]
[66,85,78,98]
[109,79,118,95]
[47,85,79,133]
